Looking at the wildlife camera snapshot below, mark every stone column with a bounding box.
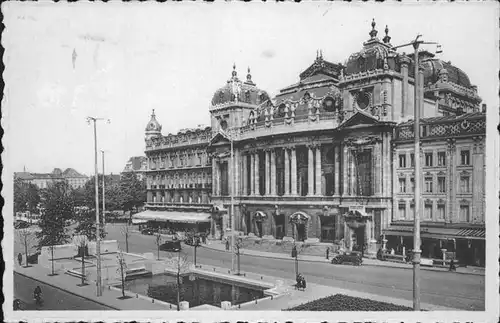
[284,148,290,195]
[334,145,340,195]
[447,140,456,223]
[400,58,410,119]
[374,142,382,196]
[250,153,255,196]
[315,145,322,196]
[265,150,271,195]
[217,161,222,196]
[342,145,349,196]
[271,149,277,196]
[255,152,260,196]
[212,161,217,196]
[242,153,248,196]
[234,148,240,196]
[308,145,314,196]
[147,191,153,203]
[291,147,298,195]
[472,137,485,223]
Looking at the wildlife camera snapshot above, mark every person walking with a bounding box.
[449,258,456,272]
[326,247,330,260]
[225,238,230,251]
[17,253,22,266]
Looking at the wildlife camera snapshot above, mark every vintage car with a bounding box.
[141,228,157,235]
[159,240,182,252]
[331,253,363,266]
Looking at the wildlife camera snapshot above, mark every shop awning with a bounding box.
[254,211,267,220]
[383,226,485,240]
[131,219,148,224]
[132,210,211,223]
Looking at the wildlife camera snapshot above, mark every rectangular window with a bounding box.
[409,204,415,220]
[460,176,470,193]
[425,177,433,193]
[410,153,415,167]
[424,203,433,220]
[399,154,407,168]
[399,178,406,193]
[425,153,433,167]
[398,204,406,220]
[438,177,446,193]
[461,150,470,165]
[438,152,446,166]
[459,205,470,222]
[437,204,446,221]
[410,178,415,193]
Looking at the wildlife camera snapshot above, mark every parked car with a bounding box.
[331,253,363,266]
[159,240,182,252]
[184,234,201,246]
[15,220,30,229]
[141,228,157,235]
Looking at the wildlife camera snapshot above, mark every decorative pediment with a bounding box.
[398,173,406,178]
[254,211,268,222]
[437,171,446,176]
[338,109,380,130]
[209,131,231,147]
[289,211,310,224]
[398,199,406,205]
[425,172,432,176]
[437,199,446,205]
[459,170,470,176]
[424,199,433,205]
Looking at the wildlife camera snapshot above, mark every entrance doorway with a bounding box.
[256,221,263,238]
[296,224,306,242]
[353,226,365,252]
[274,214,285,239]
[320,216,335,242]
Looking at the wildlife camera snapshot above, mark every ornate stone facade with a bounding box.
[142,20,485,264]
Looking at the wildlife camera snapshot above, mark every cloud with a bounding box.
[261,49,276,59]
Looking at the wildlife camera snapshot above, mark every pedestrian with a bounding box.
[301,276,306,290]
[17,253,22,266]
[225,238,230,251]
[449,258,456,272]
[326,247,330,260]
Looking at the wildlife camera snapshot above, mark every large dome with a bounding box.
[211,65,270,107]
[421,58,472,88]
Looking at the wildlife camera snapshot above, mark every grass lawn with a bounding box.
[286,294,414,311]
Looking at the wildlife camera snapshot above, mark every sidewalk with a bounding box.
[14,263,173,311]
[201,240,485,276]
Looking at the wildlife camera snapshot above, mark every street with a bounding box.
[13,224,485,310]
[14,272,113,311]
[103,225,484,311]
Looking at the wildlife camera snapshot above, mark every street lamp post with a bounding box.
[101,150,106,228]
[86,117,110,297]
[230,134,235,273]
[393,35,439,311]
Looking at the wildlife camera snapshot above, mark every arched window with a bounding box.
[277,104,286,118]
[220,120,228,130]
[323,97,335,112]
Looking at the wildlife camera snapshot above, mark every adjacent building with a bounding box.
[122,156,148,181]
[137,20,486,266]
[15,168,89,189]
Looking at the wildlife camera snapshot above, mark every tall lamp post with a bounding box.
[86,117,110,297]
[393,35,440,311]
[101,150,108,228]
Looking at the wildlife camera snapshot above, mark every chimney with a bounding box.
[481,103,487,113]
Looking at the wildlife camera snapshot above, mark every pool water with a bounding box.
[122,273,266,308]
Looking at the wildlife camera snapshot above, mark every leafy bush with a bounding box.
[286,294,413,311]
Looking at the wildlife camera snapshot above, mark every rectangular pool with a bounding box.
[121,273,266,308]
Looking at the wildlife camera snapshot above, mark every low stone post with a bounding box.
[221,301,232,310]
[402,246,406,257]
[382,234,387,251]
[441,249,447,261]
[179,301,190,310]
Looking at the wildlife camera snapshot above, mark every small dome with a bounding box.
[421,59,472,88]
[145,109,162,133]
[211,65,270,107]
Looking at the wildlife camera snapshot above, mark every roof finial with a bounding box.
[369,18,378,39]
[232,63,237,78]
[383,25,391,44]
[320,49,323,58]
[316,49,319,59]
[152,109,155,117]
[247,66,252,82]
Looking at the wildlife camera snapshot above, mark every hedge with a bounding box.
[286,294,414,311]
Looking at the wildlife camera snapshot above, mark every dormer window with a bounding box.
[245,90,251,102]
[323,97,335,112]
[303,92,311,101]
[356,91,370,110]
[220,120,228,130]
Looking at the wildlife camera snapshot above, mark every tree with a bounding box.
[74,208,107,241]
[116,251,129,299]
[17,228,36,267]
[120,223,130,253]
[36,182,73,275]
[119,172,146,212]
[14,178,40,214]
[234,238,244,275]
[83,175,123,211]
[155,232,162,260]
[168,251,191,311]
[70,187,87,207]
[73,235,89,286]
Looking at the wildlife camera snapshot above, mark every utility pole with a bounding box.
[101,150,106,228]
[393,35,440,311]
[230,135,235,272]
[86,117,110,297]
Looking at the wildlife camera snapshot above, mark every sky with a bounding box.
[3,2,498,175]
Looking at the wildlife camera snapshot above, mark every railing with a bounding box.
[395,117,485,141]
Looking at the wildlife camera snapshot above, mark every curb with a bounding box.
[200,245,484,276]
[15,270,119,310]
